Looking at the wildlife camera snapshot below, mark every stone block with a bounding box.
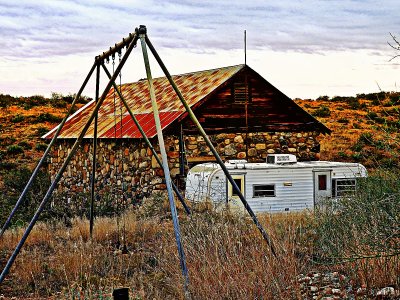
[255,143,266,150]
[248,148,257,157]
[234,135,244,143]
[237,152,246,159]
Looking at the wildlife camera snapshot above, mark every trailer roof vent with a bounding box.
[266,154,297,164]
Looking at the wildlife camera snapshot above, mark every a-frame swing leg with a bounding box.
[139,29,190,293]
[145,33,277,256]
[0,62,97,238]
[101,64,191,215]
[89,63,100,238]
[0,33,139,284]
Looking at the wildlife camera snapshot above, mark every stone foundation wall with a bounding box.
[48,131,320,203]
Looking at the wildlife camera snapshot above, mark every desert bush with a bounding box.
[35,112,62,123]
[35,143,48,151]
[23,95,48,109]
[18,141,32,150]
[11,114,24,123]
[337,118,349,124]
[6,144,24,155]
[347,97,367,110]
[312,171,400,287]
[0,94,17,107]
[313,105,331,117]
[0,167,51,228]
[316,95,329,101]
[35,126,49,137]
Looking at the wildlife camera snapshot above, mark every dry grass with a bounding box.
[0,198,313,299]
[1,194,397,299]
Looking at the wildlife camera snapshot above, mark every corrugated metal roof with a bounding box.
[44,64,243,139]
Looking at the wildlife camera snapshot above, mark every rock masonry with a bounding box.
[48,131,321,203]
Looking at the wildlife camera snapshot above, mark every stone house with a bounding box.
[44,64,330,203]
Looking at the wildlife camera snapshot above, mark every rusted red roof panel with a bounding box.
[44,64,243,139]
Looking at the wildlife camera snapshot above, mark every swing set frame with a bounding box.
[0,25,276,295]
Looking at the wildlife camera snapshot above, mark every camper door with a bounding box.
[313,170,332,204]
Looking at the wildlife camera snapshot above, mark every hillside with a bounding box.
[0,93,89,185]
[296,92,400,169]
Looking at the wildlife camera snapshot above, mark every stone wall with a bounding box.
[48,131,320,204]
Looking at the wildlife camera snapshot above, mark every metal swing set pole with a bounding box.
[138,27,190,291]
[100,64,191,215]
[0,32,139,284]
[89,63,100,238]
[0,62,97,238]
[144,33,277,256]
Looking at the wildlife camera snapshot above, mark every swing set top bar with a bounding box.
[95,26,146,63]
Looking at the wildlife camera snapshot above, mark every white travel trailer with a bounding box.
[185,154,367,213]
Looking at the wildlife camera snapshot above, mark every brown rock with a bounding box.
[255,143,266,150]
[234,135,244,143]
[248,148,257,157]
[237,152,246,159]
[167,151,179,158]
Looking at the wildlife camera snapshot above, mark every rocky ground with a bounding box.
[297,271,399,300]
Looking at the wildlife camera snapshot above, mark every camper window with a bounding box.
[253,184,275,197]
[232,178,242,197]
[318,175,327,190]
[227,175,245,198]
[332,179,356,197]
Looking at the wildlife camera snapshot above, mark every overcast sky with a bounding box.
[1,0,399,99]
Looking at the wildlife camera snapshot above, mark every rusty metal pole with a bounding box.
[89,63,100,238]
[145,35,276,256]
[101,64,191,215]
[139,26,190,294]
[0,62,97,238]
[0,33,139,284]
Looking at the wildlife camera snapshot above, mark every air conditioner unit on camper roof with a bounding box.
[266,154,297,164]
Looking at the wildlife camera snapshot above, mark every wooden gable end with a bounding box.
[167,65,330,135]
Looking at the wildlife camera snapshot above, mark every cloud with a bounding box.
[0,0,399,60]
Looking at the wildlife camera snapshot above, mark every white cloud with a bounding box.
[0,0,399,98]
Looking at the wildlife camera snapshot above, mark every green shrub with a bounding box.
[35,113,62,123]
[0,167,51,227]
[316,95,329,101]
[347,97,367,109]
[18,141,32,150]
[36,126,49,137]
[0,94,17,108]
[11,114,24,123]
[23,95,48,109]
[6,144,24,154]
[313,106,331,117]
[35,143,48,151]
[313,170,400,262]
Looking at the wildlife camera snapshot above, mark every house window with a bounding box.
[253,184,275,197]
[227,174,245,198]
[318,175,327,190]
[231,82,251,104]
[332,179,356,197]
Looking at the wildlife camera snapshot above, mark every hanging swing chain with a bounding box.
[118,50,127,247]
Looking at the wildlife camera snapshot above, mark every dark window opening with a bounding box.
[318,175,327,190]
[232,178,242,197]
[253,184,275,197]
